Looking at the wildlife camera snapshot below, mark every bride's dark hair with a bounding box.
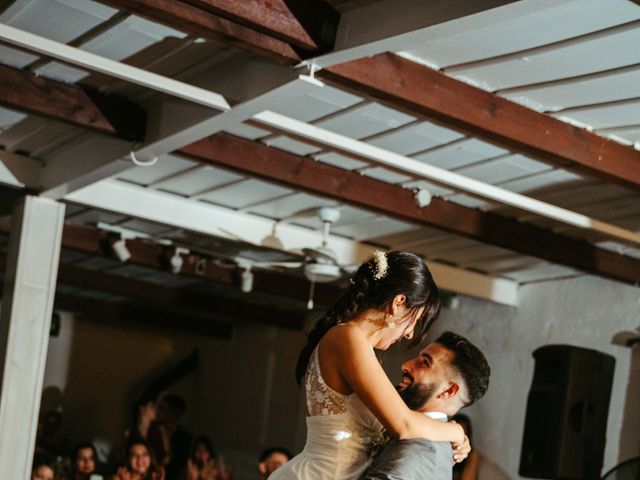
[295,251,441,384]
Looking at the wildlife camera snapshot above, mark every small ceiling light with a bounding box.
[240,265,254,293]
[112,238,131,262]
[414,188,432,208]
[170,247,190,274]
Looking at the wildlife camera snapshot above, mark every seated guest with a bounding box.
[70,442,101,480]
[183,435,230,480]
[112,439,164,480]
[258,447,292,479]
[32,455,58,480]
[148,394,192,480]
[363,332,491,480]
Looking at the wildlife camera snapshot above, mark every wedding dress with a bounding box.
[270,347,383,479]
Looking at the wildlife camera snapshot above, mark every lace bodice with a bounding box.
[305,347,347,416]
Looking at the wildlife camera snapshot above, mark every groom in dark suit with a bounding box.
[363,331,491,480]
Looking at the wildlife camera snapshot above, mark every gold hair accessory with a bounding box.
[371,250,389,280]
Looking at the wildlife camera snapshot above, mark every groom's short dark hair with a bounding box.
[436,331,490,405]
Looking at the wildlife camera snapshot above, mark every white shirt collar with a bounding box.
[424,411,448,421]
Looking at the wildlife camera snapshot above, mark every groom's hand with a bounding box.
[452,434,471,463]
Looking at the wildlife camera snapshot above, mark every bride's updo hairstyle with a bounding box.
[295,251,441,384]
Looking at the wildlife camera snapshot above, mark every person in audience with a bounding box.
[148,394,193,480]
[259,447,292,479]
[70,442,100,480]
[126,398,158,442]
[112,438,164,480]
[32,455,58,480]
[183,435,230,480]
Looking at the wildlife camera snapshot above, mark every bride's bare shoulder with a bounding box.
[321,323,367,352]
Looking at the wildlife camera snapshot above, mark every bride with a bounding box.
[270,251,469,480]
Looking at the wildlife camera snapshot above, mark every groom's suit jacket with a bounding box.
[362,412,453,480]
[362,438,453,480]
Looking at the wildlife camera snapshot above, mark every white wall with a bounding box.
[382,274,640,479]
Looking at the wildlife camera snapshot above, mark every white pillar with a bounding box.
[0,196,65,479]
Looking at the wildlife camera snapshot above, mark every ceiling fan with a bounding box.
[227,206,351,309]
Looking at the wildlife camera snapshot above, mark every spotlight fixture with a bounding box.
[240,265,254,293]
[169,247,190,274]
[112,238,131,262]
[414,188,432,208]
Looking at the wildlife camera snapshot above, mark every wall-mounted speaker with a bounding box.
[519,345,615,480]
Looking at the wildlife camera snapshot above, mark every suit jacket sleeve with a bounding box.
[362,439,454,480]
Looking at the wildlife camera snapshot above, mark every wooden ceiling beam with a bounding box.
[318,52,640,192]
[55,262,306,330]
[179,132,640,285]
[0,63,145,141]
[99,0,301,63]
[0,220,342,307]
[182,0,339,52]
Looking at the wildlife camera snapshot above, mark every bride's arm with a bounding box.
[329,327,465,444]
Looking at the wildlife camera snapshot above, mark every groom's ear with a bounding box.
[438,381,460,399]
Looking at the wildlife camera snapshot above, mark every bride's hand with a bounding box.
[452,434,471,463]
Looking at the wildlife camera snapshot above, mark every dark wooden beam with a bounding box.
[56,262,307,330]
[54,293,234,337]
[100,0,300,63]
[0,63,145,141]
[318,52,640,192]
[179,132,640,285]
[183,0,339,52]
[0,220,342,307]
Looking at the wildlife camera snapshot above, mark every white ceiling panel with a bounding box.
[197,178,291,209]
[498,169,585,194]
[0,0,116,43]
[223,123,270,140]
[400,0,640,68]
[455,154,551,184]
[314,152,370,170]
[501,65,640,112]
[35,14,188,83]
[374,226,449,249]
[264,136,322,156]
[0,107,27,131]
[414,138,508,170]
[270,85,362,122]
[449,23,640,91]
[503,263,580,283]
[35,63,88,83]
[368,121,463,155]
[154,165,243,197]
[117,154,197,186]
[598,126,640,145]
[0,44,39,68]
[332,216,415,241]
[361,167,413,184]
[555,99,640,129]
[446,194,491,209]
[246,192,336,219]
[317,103,415,139]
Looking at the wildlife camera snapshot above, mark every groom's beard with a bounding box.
[398,374,436,410]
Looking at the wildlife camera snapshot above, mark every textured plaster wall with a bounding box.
[382,274,640,479]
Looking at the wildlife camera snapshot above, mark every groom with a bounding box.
[363,331,491,480]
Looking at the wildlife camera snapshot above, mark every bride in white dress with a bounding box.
[270,251,469,480]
